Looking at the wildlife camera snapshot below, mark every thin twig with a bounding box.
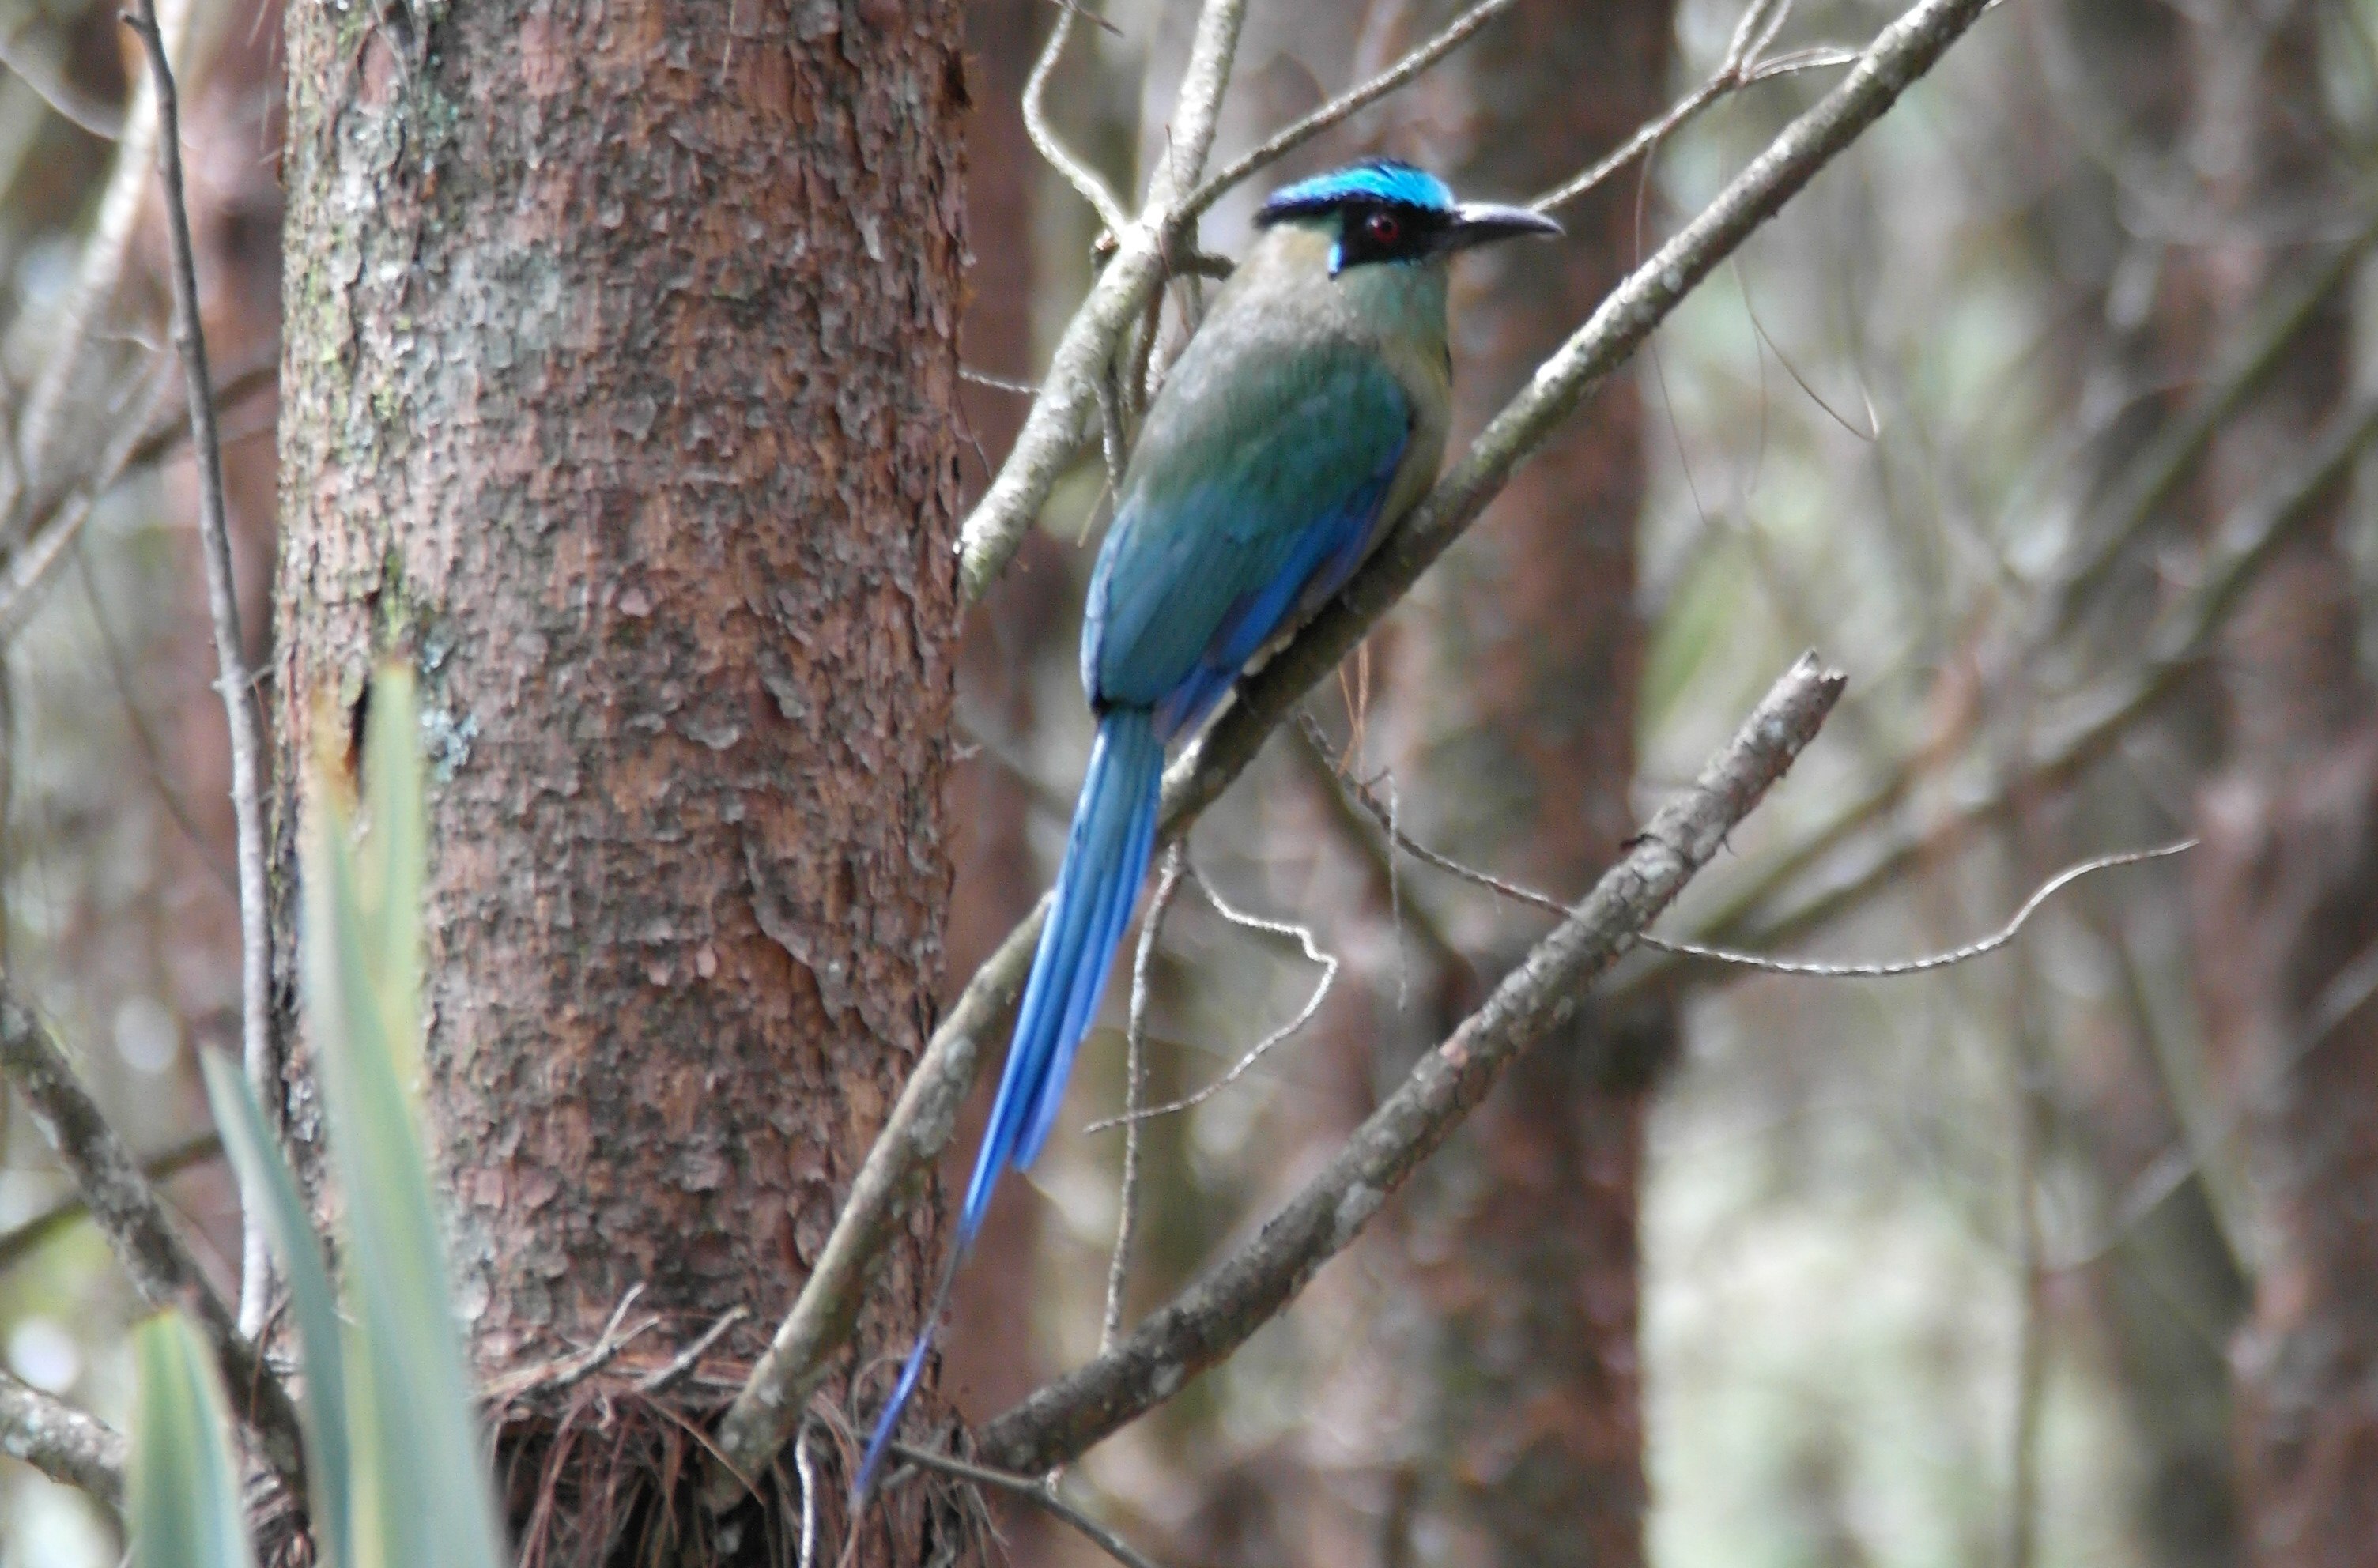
[483,1283,658,1402]
[1103,846,1185,1354]
[122,0,280,1342]
[1637,842,2194,975]
[0,1130,221,1274]
[794,1419,819,1568]
[1308,701,2192,979]
[0,1365,125,1513]
[974,657,1844,1474]
[1084,864,1338,1132]
[886,1442,1164,1568]
[713,1,1994,1496]
[1288,716,1467,990]
[960,365,1044,398]
[1021,0,1131,238]
[1617,391,2378,1003]
[632,1305,750,1396]
[953,0,1248,600]
[1531,24,1858,217]
[0,988,307,1491]
[1180,0,1516,219]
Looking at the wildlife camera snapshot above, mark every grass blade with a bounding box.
[200,1050,352,1567]
[302,677,507,1568]
[130,1312,258,1568]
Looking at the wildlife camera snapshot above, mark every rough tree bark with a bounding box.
[2176,4,2378,1561]
[1372,2,1671,1562]
[273,2,971,1561]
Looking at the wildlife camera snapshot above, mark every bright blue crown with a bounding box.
[1255,159,1456,226]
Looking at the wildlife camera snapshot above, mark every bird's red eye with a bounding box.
[1364,210,1401,246]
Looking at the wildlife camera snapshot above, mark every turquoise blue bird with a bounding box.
[859,160,1558,1494]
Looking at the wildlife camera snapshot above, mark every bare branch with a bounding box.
[715,2,1995,1494]
[1531,18,1859,217]
[1617,392,2378,1004]
[1637,842,2194,975]
[7,0,184,518]
[632,1305,749,1396]
[0,989,307,1491]
[792,1420,818,1568]
[1022,0,1131,238]
[886,1442,1164,1568]
[1084,864,1338,1133]
[483,1283,659,1403]
[0,1130,221,1274]
[1180,0,1517,220]
[1155,0,1999,848]
[1103,846,1185,1353]
[1300,722,2193,980]
[969,657,1842,1473]
[0,1366,125,1512]
[121,0,280,1342]
[953,0,1248,599]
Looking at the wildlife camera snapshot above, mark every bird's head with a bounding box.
[1253,159,1562,279]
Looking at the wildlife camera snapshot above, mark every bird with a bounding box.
[856,160,1560,1497]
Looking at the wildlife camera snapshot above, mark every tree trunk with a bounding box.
[1374,3,1671,1562]
[2176,4,2378,1562]
[272,2,971,1560]
[2030,6,2249,1562]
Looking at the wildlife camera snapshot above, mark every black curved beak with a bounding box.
[1440,202,1564,252]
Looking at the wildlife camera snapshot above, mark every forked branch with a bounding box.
[974,656,1844,1472]
[710,0,1997,1498]
[0,989,307,1492]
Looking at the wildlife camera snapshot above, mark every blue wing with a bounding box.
[1084,343,1413,740]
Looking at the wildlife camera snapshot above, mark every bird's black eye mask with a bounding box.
[1329,200,1454,273]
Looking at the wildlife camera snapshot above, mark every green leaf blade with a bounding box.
[130,1313,258,1568]
[301,685,508,1568]
[200,1050,353,1568]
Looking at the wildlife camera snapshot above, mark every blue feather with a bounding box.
[856,227,1436,1504]
[1150,445,1403,737]
[855,707,1164,1498]
[1257,159,1456,226]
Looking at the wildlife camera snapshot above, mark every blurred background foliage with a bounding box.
[3,0,2373,1563]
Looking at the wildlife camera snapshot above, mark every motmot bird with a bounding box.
[858,160,1559,1494]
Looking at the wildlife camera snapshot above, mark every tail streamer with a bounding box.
[854,707,1164,1500]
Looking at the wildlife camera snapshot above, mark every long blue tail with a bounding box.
[855,707,1164,1498]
